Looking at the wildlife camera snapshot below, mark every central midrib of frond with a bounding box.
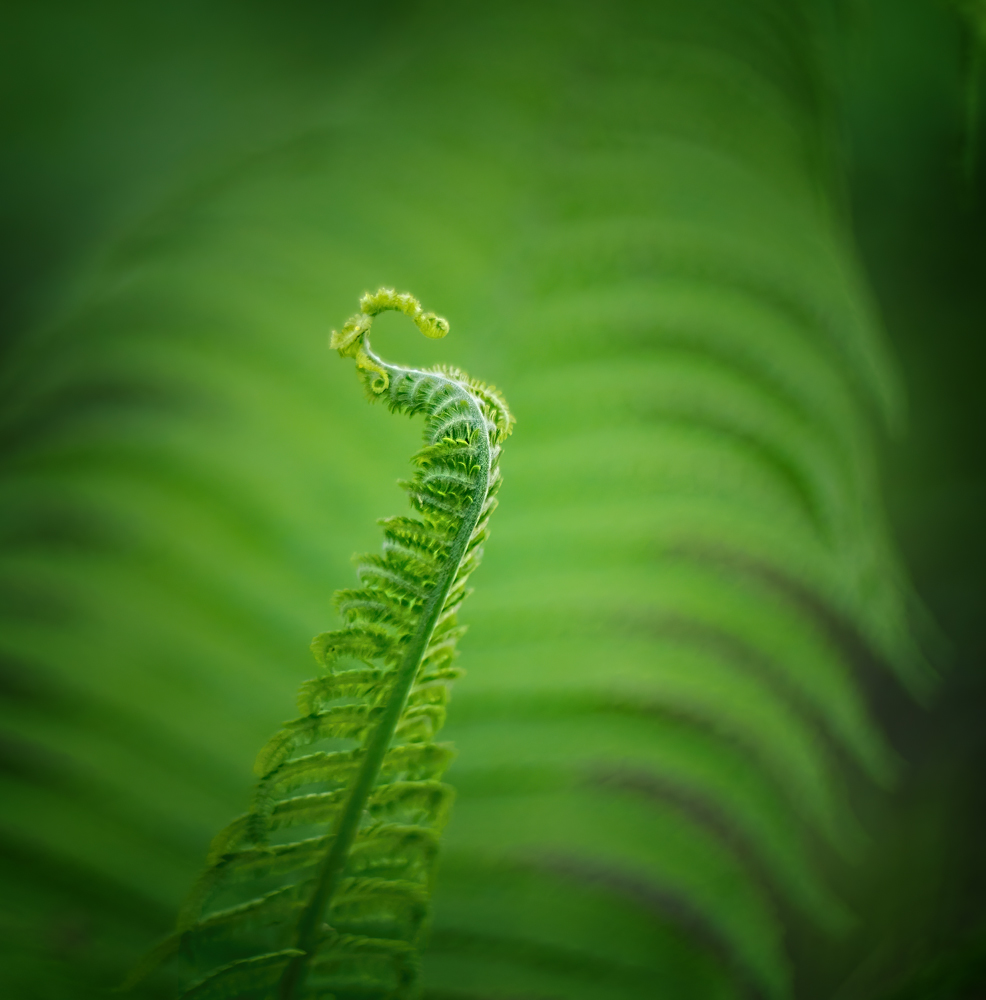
[278,345,493,1000]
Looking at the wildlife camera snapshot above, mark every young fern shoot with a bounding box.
[126,289,513,1000]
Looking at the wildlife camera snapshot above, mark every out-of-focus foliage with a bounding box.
[0,1,983,999]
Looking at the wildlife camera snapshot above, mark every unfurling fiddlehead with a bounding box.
[125,289,513,999]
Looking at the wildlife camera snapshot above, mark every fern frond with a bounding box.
[128,290,511,999]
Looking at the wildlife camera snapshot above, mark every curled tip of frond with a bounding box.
[359,287,450,341]
[329,313,372,359]
[331,288,450,395]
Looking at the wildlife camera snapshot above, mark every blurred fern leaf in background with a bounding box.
[1,1,969,999]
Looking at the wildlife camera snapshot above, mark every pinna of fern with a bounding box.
[124,289,513,1000]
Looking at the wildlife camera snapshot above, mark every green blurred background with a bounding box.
[1,1,984,997]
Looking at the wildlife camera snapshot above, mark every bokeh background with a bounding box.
[1,1,985,998]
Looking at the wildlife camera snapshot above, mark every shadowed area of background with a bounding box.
[1,1,984,998]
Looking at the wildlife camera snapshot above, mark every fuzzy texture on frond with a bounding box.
[124,290,512,1000]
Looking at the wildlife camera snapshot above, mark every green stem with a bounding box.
[278,348,491,1000]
